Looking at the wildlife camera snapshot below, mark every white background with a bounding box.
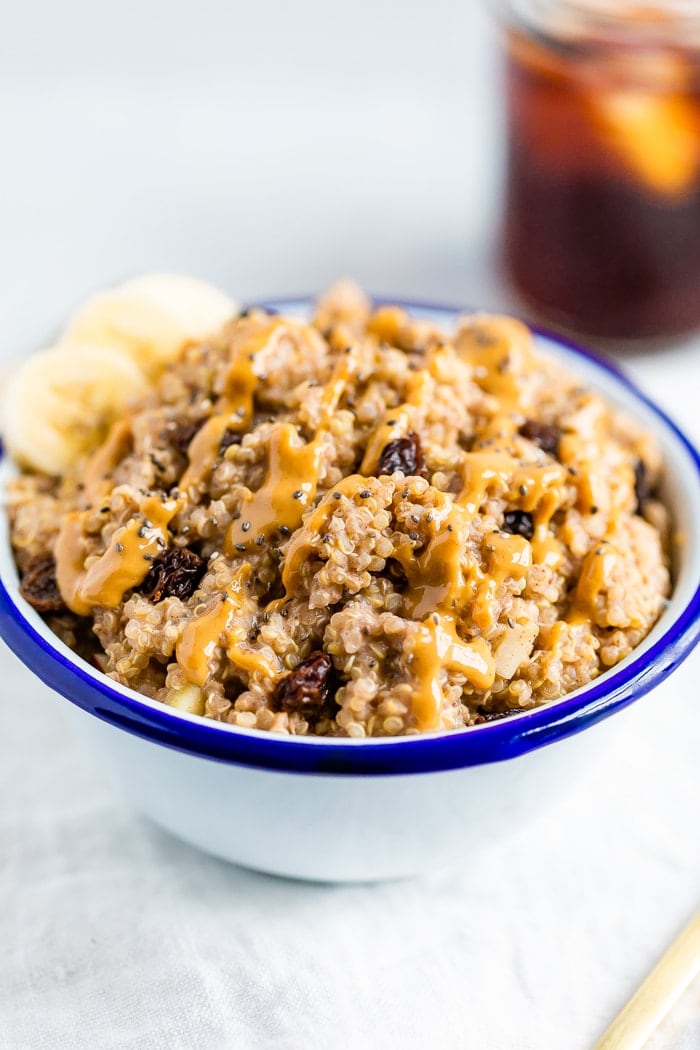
[0,1,505,352]
[1,2,699,1048]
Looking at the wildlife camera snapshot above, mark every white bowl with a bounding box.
[1,299,698,881]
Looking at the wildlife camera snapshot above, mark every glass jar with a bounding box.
[501,1,700,341]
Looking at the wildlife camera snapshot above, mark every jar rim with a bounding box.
[499,0,700,44]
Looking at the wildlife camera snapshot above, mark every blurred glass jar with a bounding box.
[501,1,700,341]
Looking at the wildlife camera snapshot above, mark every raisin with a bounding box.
[634,458,650,515]
[19,554,66,614]
[219,428,243,454]
[518,419,562,457]
[274,651,334,716]
[376,432,427,477]
[140,547,206,602]
[502,510,535,541]
[169,421,203,460]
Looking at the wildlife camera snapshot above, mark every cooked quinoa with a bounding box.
[8,282,671,736]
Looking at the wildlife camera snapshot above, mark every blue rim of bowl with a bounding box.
[0,297,698,776]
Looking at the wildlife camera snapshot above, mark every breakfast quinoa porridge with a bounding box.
[6,281,671,736]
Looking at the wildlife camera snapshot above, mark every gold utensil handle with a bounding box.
[594,909,700,1050]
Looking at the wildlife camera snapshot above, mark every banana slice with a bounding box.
[62,290,193,377]
[2,274,238,475]
[120,273,238,341]
[2,343,148,475]
[63,274,238,376]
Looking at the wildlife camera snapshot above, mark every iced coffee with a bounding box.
[503,2,700,341]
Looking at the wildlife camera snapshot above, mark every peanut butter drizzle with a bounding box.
[359,342,460,477]
[410,618,494,731]
[474,532,533,632]
[56,495,180,616]
[176,564,277,686]
[281,405,569,727]
[394,444,563,725]
[226,352,358,553]
[227,424,325,553]
[391,485,481,622]
[179,320,283,492]
[281,474,364,593]
[54,513,92,616]
[476,412,520,445]
[456,451,514,516]
[510,459,568,570]
[455,315,535,409]
[487,532,531,584]
[558,394,611,518]
[282,444,550,728]
[395,476,532,625]
[557,394,634,624]
[359,408,410,475]
[82,419,133,500]
[366,305,407,345]
[179,414,239,493]
[177,312,575,727]
[360,371,432,475]
[318,349,358,421]
[567,543,623,626]
[281,462,525,728]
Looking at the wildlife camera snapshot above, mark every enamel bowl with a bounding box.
[1,299,699,882]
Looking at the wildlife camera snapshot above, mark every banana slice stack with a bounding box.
[1,274,238,475]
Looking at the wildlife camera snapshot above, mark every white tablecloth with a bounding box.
[1,3,699,1046]
[1,627,699,1049]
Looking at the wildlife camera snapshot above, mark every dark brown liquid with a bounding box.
[504,30,700,340]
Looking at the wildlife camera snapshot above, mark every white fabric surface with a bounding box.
[1,643,699,1050]
[1,2,699,1046]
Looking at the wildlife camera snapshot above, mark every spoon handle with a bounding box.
[593,908,700,1050]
